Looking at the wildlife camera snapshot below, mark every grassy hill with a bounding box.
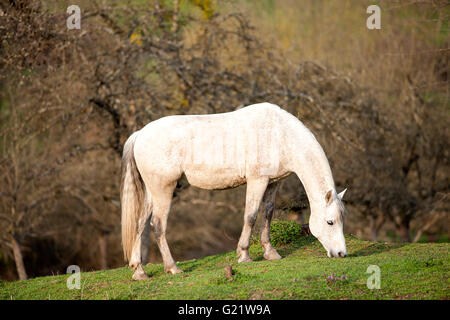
[0,233,448,300]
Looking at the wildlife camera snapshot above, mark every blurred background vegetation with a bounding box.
[0,0,448,281]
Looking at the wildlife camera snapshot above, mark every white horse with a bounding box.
[121,102,348,280]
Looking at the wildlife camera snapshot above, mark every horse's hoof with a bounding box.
[165,264,183,274]
[132,271,149,281]
[236,248,252,263]
[264,250,282,261]
[238,256,253,263]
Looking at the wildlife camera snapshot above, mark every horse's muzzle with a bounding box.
[328,250,347,258]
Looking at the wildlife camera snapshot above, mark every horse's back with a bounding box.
[133,103,290,188]
[137,102,283,145]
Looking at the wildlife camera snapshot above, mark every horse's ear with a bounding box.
[325,190,333,206]
[338,188,347,200]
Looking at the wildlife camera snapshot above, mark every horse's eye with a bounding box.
[327,220,334,226]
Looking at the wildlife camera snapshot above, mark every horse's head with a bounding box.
[309,188,347,258]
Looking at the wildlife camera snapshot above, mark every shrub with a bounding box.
[269,219,303,247]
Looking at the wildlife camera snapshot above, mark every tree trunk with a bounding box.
[412,212,445,243]
[10,235,27,280]
[369,216,378,241]
[98,232,108,270]
[172,0,179,33]
[398,221,411,242]
[369,213,385,242]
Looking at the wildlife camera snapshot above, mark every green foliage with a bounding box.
[269,219,303,247]
[187,0,215,19]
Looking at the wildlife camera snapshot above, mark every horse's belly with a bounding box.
[183,166,246,190]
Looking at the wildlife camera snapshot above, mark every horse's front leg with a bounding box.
[260,182,282,261]
[237,177,269,263]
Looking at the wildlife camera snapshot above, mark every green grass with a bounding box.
[0,235,448,300]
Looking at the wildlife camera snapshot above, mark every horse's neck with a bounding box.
[286,118,335,207]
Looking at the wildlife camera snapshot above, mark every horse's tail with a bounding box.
[120,131,146,262]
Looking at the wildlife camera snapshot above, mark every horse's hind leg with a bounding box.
[150,181,182,275]
[237,177,269,263]
[130,197,153,280]
[260,182,282,261]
